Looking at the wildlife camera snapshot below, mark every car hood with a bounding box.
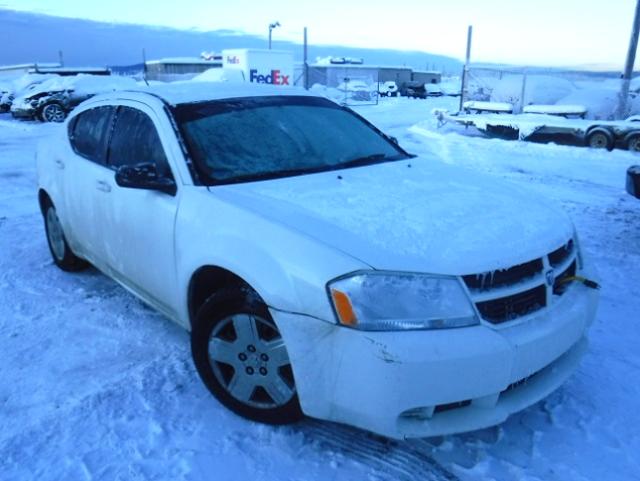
[209,157,574,275]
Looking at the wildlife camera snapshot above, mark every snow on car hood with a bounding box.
[210,157,574,275]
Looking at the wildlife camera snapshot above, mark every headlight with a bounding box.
[327,271,479,331]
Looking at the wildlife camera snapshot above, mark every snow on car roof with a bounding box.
[20,74,137,99]
[123,82,318,106]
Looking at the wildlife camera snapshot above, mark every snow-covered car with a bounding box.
[37,83,599,439]
[425,84,444,97]
[377,81,398,97]
[0,84,12,112]
[11,75,136,122]
[627,165,640,198]
[0,74,59,113]
[337,80,373,101]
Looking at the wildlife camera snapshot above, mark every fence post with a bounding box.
[519,70,528,114]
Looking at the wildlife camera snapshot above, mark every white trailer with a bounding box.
[435,110,640,152]
[222,49,294,86]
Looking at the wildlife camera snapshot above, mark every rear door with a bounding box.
[101,104,181,319]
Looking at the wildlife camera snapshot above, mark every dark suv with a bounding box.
[402,81,427,99]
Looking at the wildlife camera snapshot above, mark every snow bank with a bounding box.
[192,68,246,83]
[556,87,640,120]
[491,75,575,106]
[463,101,513,112]
[523,104,587,116]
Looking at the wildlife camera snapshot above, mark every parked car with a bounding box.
[627,165,640,198]
[425,84,444,97]
[0,74,59,113]
[37,83,599,440]
[403,81,427,99]
[377,81,398,97]
[11,75,136,122]
[336,80,373,101]
[0,92,13,113]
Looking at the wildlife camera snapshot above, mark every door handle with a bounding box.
[96,180,112,193]
[54,159,65,170]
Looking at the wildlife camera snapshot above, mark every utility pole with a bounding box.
[268,21,280,50]
[617,0,640,119]
[303,27,309,90]
[459,25,473,112]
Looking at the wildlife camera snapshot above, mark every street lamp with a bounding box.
[268,21,281,49]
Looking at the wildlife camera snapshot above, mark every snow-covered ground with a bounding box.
[1,95,639,481]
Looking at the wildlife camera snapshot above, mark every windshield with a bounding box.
[173,96,410,185]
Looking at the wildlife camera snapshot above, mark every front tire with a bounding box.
[191,291,303,425]
[43,203,88,271]
[40,102,66,123]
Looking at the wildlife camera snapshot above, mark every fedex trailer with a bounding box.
[222,49,294,86]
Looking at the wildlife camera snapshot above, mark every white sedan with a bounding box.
[37,82,599,439]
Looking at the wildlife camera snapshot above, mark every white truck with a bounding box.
[222,49,294,87]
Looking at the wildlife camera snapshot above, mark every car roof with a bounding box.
[100,81,319,106]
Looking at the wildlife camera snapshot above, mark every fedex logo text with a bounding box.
[249,69,289,85]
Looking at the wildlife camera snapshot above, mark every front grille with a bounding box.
[553,260,577,296]
[434,400,472,414]
[462,258,543,291]
[462,238,577,325]
[476,285,546,324]
[549,239,574,267]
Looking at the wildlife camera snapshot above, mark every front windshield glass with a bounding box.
[173,96,409,184]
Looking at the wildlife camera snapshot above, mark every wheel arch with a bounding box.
[38,188,52,214]
[187,265,263,327]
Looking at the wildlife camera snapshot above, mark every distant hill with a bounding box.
[0,9,462,74]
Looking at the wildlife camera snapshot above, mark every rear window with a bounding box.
[69,106,115,164]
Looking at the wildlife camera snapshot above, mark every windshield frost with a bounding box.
[175,96,406,183]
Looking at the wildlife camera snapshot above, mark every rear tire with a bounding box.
[191,290,303,425]
[586,128,614,151]
[625,132,640,152]
[43,202,88,271]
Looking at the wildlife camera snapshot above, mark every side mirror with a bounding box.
[627,165,640,199]
[115,162,177,196]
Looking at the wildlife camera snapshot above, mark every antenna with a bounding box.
[142,48,150,86]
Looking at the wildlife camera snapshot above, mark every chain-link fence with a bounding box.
[463,66,632,120]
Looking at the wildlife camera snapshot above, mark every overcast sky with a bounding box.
[2,0,636,67]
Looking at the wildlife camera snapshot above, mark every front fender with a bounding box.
[174,188,367,327]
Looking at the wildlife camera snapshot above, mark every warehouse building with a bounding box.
[145,57,222,81]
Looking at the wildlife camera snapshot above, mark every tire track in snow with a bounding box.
[292,420,461,481]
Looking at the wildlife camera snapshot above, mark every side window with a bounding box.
[108,107,172,178]
[69,106,115,164]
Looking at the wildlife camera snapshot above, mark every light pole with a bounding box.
[268,21,280,49]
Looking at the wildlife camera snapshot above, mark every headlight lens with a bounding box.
[328,271,479,331]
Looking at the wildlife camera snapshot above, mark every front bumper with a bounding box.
[10,105,37,119]
[274,282,598,439]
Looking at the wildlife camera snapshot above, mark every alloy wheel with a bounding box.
[208,313,295,409]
